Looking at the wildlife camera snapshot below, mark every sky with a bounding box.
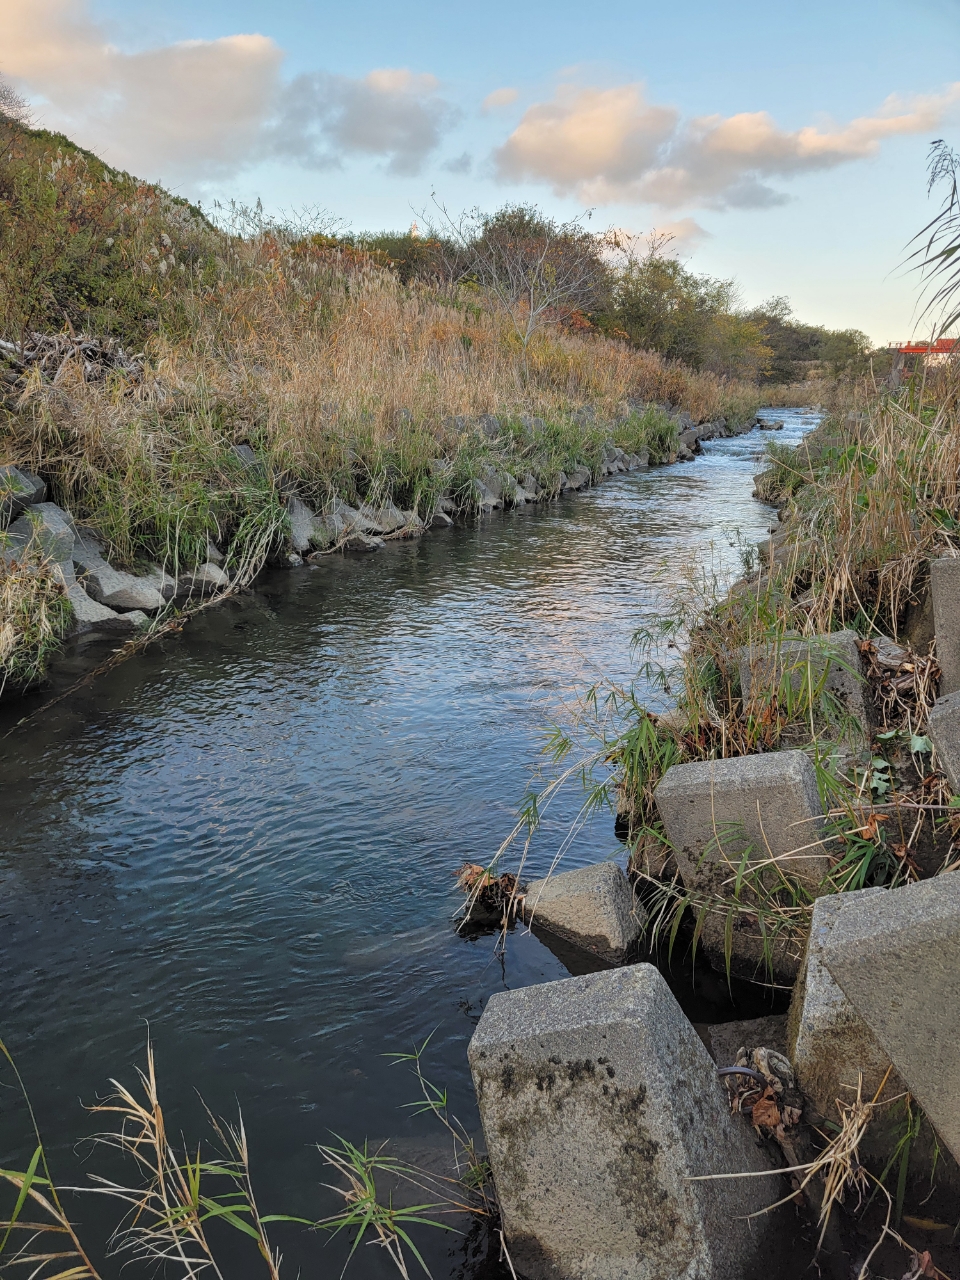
[3,0,960,344]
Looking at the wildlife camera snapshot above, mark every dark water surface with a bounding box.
[0,408,820,1277]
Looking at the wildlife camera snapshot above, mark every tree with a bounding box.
[427,201,609,364]
[597,232,771,378]
[0,76,31,127]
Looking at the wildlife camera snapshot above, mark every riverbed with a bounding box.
[0,408,820,1278]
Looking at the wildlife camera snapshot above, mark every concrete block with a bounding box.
[928,690,960,792]
[0,465,43,523]
[787,890,901,1126]
[468,965,776,1280]
[286,497,318,553]
[523,862,642,963]
[175,562,231,598]
[822,874,960,1163]
[73,533,166,611]
[706,1014,789,1068]
[738,630,870,740]
[7,502,75,563]
[65,586,147,635]
[655,751,831,895]
[932,558,960,694]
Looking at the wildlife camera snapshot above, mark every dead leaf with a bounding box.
[751,1087,781,1129]
[903,1217,951,1232]
[901,1250,937,1280]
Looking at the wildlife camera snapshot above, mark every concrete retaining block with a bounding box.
[928,690,960,791]
[0,465,44,523]
[787,889,901,1126]
[523,862,642,963]
[932,558,960,694]
[655,751,831,895]
[6,502,75,563]
[468,965,777,1280]
[822,874,960,1163]
[738,630,870,741]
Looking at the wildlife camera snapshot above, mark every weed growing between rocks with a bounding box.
[0,549,71,697]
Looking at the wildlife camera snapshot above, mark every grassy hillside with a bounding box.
[0,117,810,689]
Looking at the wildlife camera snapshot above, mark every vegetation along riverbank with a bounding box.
[0,105,866,697]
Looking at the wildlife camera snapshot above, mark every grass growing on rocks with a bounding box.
[0,551,72,697]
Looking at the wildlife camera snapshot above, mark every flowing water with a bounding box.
[0,408,820,1278]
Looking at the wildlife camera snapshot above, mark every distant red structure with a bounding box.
[893,338,959,357]
[887,337,959,385]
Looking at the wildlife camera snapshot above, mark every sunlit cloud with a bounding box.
[2,0,456,183]
[494,79,960,209]
[482,87,519,113]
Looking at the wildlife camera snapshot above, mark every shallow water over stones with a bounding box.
[0,408,820,1278]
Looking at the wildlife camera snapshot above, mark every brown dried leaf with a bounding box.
[751,1087,781,1130]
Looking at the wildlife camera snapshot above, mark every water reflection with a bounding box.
[0,408,819,1278]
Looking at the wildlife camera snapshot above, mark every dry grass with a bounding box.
[0,550,71,696]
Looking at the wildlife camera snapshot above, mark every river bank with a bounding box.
[1,400,778,702]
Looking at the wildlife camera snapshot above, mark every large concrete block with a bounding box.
[928,691,960,791]
[6,502,75,563]
[822,874,960,1163]
[73,533,166,611]
[932,558,960,694]
[523,862,642,963]
[787,890,901,1126]
[468,966,776,1280]
[0,465,44,523]
[655,751,830,895]
[738,630,870,741]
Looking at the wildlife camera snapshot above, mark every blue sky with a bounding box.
[7,0,960,342]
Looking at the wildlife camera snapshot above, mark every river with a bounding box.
[0,407,820,1279]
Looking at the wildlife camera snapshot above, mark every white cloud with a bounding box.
[1,0,455,183]
[2,0,283,180]
[268,68,459,176]
[482,87,519,113]
[495,80,960,209]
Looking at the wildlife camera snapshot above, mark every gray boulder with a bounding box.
[469,965,777,1280]
[477,414,501,439]
[523,862,642,963]
[429,509,454,528]
[230,443,261,470]
[6,503,75,563]
[473,479,502,511]
[655,750,831,895]
[365,500,407,534]
[655,751,831,983]
[566,464,591,490]
[822,873,960,1163]
[521,472,542,498]
[141,565,177,601]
